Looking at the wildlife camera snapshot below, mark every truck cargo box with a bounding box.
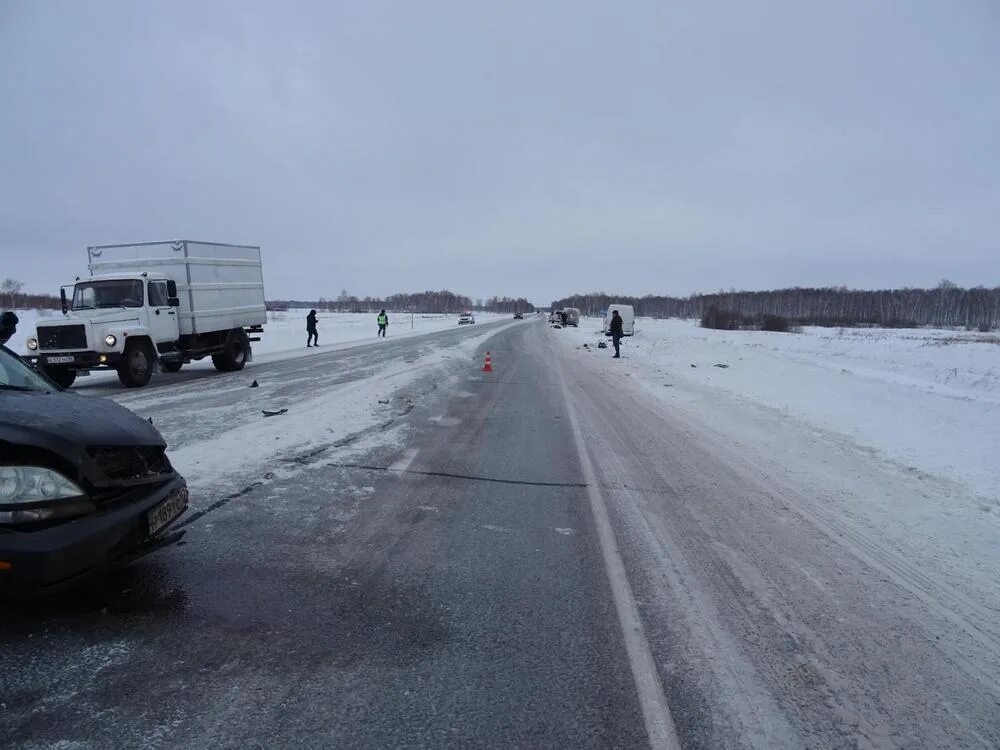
[87,241,266,336]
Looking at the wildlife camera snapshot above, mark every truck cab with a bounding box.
[27,273,181,389]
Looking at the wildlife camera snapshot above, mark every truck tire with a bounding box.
[117,341,155,388]
[161,361,183,373]
[212,330,249,373]
[42,366,77,389]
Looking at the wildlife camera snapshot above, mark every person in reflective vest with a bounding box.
[377,310,388,337]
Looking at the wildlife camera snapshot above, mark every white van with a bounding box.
[563,307,581,327]
[603,304,635,336]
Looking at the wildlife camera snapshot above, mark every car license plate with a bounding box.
[147,487,189,536]
[46,355,75,364]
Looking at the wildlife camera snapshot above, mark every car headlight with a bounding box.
[0,467,85,505]
[104,334,117,347]
[26,338,38,351]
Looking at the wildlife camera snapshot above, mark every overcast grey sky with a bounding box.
[1,1,998,305]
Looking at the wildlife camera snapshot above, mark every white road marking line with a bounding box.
[389,448,420,474]
[556,373,682,750]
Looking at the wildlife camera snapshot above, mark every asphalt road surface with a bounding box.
[2,318,998,748]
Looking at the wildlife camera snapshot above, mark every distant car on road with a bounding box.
[513,312,524,319]
[549,310,562,324]
[0,344,189,597]
[458,312,475,325]
[562,307,581,327]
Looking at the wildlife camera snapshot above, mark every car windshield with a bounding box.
[0,346,57,392]
[72,279,144,310]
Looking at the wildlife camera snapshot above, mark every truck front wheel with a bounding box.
[212,330,249,373]
[117,341,155,387]
[42,366,77,389]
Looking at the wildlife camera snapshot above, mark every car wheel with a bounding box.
[212,329,249,372]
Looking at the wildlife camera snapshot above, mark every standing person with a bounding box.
[609,309,624,358]
[560,310,568,327]
[306,309,318,347]
[377,309,388,337]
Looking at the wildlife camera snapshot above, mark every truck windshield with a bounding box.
[73,280,144,310]
[0,347,56,392]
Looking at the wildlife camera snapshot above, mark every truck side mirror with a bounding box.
[60,288,69,315]
[168,297,181,307]
[166,280,177,297]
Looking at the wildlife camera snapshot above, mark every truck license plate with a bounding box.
[46,355,75,364]
[147,487,189,536]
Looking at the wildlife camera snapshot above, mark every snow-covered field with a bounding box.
[563,317,1000,501]
[5,309,510,364]
[559,317,1000,664]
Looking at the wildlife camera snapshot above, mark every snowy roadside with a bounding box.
[559,316,1000,501]
[154,319,524,497]
[4,309,511,363]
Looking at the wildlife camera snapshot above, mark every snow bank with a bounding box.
[3,309,511,362]
[133,316,524,494]
[253,311,510,358]
[561,317,1000,500]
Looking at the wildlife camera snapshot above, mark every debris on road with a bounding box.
[262,408,288,417]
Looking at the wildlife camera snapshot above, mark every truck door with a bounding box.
[147,280,180,345]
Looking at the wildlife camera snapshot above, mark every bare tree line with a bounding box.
[6,278,536,317]
[271,289,475,314]
[271,289,536,314]
[552,281,1000,330]
[2,278,61,311]
[477,296,536,314]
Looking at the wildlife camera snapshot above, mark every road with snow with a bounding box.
[2,317,998,748]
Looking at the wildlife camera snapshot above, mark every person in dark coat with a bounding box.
[609,309,624,358]
[560,311,568,327]
[306,309,318,347]
[377,309,388,337]
[0,311,17,346]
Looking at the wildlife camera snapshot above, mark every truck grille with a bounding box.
[88,446,172,484]
[39,324,87,350]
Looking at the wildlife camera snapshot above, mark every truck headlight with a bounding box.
[104,334,117,347]
[0,467,85,504]
[26,338,38,351]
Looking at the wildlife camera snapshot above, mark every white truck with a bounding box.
[26,240,266,388]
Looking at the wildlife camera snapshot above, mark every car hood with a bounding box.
[0,390,164,456]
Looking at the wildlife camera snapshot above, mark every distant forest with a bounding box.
[551,282,1000,331]
[268,290,536,315]
[12,283,1000,330]
[3,292,61,310]
[3,287,536,315]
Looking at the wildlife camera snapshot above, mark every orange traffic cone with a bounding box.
[482,351,493,372]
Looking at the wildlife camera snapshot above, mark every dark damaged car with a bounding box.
[0,344,188,596]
